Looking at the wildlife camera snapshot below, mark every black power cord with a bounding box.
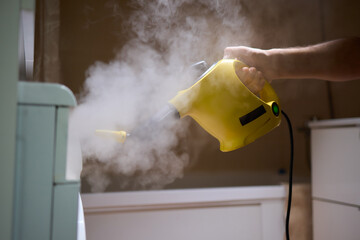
[281,110,294,240]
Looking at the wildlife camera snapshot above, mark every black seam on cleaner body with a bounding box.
[239,105,266,126]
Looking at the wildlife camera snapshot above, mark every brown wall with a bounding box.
[56,0,360,192]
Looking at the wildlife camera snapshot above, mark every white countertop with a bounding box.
[308,117,360,128]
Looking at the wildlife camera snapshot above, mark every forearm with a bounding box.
[265,38,360,81]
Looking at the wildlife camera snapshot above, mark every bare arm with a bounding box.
[224,37,360,82]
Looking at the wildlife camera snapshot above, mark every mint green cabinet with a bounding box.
[52,184,81,240]
[14,82,79,240]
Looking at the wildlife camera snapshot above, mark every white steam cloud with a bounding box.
[70,0,251,192]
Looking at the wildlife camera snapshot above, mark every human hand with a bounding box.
[235,66,266,95]
[224,46,267,95]
[223,46,261,68]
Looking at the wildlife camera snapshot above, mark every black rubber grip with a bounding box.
[239,105,266,126]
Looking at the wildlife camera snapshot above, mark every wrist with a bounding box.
[256,49,277,81]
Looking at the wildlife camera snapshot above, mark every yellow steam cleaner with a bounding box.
[96,59,294,240]
[96,59,281,152]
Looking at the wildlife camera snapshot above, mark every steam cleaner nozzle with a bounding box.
[95,130,128,143]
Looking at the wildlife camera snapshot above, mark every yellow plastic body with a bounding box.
[169,59,281,152]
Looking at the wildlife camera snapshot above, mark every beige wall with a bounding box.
[57,0,360,192]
